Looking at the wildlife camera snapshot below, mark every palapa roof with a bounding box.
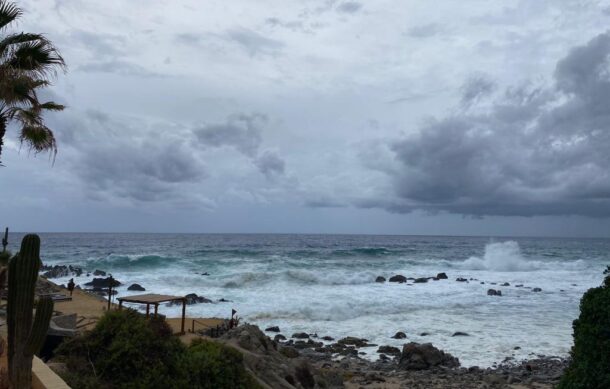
[117,293,186,304]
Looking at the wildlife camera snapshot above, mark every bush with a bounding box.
[0,251,11,266]
[183,339,262,389]
[56,309,187,389]
[559,267,610,389]
[55,310,261,388]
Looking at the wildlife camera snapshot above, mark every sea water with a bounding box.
[8,233,609,367]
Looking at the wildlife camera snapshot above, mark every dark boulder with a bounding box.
[413,277,429,283]
[93,269,107,276]
[399,342,460,370]
[184,293,213,304]
[391,331,407,339]
[452,332,469,337]
[487,289,502,296]
[321,336,334,341]
[389,275,407,283]
[265,326,281,332]
[533,287,542,292]
[84,277,121,288]
[456,277,468,282]
[337,337,370,347]
[375,276,386,283]
[502,282,510,286]
[274,334,286,342]
[127,283,145,291]
[436,272,448,279]
[420,332,430,336]
[377,345,401,356]
[292,332,310,339]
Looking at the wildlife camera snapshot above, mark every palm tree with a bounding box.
[0,0,65,165]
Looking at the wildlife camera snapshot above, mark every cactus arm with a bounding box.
[26,296,54,355]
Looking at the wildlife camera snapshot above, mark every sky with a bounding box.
[2,0,610,236]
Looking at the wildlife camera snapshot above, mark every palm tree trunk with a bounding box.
[0,116,6,165]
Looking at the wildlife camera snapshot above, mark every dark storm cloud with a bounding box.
[194,114,265,157]
[460,74,496,106]
[255,150,286,178]
[336,2,363,14]
[361,32,610,217]
[55,110,210,207]
[225,28,284,56]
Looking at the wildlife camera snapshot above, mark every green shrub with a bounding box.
[183,339,262,389]
[56,309,187,389]
[55,310,261,388]
[559,267,610,389]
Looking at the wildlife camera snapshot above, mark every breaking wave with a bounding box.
[460,241,538,271]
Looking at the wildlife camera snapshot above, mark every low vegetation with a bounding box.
[558,266,610,389]
[55,309,261,389]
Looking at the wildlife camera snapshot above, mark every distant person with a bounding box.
[67,278,75,296]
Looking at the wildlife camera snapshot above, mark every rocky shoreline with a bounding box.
[220,324,567,388]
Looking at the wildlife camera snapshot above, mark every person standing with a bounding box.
[67,278,75,296]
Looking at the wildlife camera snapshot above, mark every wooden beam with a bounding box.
[181,299,186,334]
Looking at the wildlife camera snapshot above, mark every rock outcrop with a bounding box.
[389,275,407,283]
[399,342,460,370]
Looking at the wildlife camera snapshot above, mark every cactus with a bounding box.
[7,234,53,389]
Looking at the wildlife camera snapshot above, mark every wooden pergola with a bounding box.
[117,293,187,334]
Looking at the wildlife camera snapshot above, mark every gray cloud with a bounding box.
[336,1,362,14]
[255,150,286,178]
[194,114,265,157]
[77,61,161,77]
[54,110,210,207]
[225,28,284,56]
[360,32,610,217]
[407,23,443,38]
[460,74,496,106]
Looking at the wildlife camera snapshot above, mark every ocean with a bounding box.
[8,233,609,367]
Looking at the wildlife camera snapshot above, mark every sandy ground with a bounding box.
[26,278,225,342]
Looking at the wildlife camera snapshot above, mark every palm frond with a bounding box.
[19,124,57,155]
[39,101,65,111]
[0,1,21,31]
[0,32,49,58]
[6,39,65,79]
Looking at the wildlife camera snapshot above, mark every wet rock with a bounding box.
[399,342,460,370]
[377,345,401,356]
[292,332,310,339]
[84,277,121,288]
[183,293,213,305]
[41,264,83,279]
[487,289,502,296]
[502,282,510,286]
[265,326,281,332]
[279,346,300,358]
[274,334,286,342]
[533,287,542,292]
[93,269,107,276]
[452,332,469,337]
[201,272,210,276]
[436,272,448,279]
[217,298,232,302]
[127,283,145,291]
[456,277,468,282]
[413,277,429,283]
[375,276,386,283]
[516,284,524,287]
[420,332,430,336]
[321,336,335,341]
[392,331,407,339]
[389,275,407,283]
[338,337,370,347]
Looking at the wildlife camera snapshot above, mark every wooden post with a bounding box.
[154,303,158,317]
[181,298,186,334]
[118,300,123,310]
[146,304,150,318]
[191,319,195,333]
[1,227,7,252]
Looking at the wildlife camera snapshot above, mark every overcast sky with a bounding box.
[2,0,610,236]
